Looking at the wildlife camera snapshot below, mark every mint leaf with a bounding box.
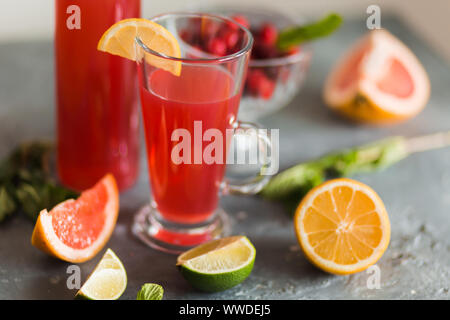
[0,187,16,222]
[15,182,78,222]
[15,183,42,221]
[137,284,164,300]
[0,141,79,223]
[277,13,343,50]
[259,162,325,201]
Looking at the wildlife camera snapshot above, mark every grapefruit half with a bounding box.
[323,29,430,124]
[31,174,119,263]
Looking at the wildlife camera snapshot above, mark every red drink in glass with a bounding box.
[133,13,271,253]
[55,0,141,191]
[140,67,240,224]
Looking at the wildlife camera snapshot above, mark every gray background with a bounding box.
[0,18,449,299]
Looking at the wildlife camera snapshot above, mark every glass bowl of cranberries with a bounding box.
[182,8,313,120]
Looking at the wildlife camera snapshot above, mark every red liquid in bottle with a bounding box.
[55,0,141,191]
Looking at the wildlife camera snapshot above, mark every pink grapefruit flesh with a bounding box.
[323,29,430,124]
[31,174,119,263]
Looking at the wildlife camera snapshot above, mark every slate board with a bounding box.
[0,17,449,299]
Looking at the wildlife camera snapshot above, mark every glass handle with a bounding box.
[222,121,273,195]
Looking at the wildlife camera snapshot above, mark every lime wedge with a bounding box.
[76,248,127,300]
[177,236,256,292]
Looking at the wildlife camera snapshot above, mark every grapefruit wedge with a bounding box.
[323,29,430,124]
[31,174,119,263]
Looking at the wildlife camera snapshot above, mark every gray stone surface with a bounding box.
[0,17,449,300]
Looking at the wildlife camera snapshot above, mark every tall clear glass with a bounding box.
[55,0,141,191]
[132,13,272,253]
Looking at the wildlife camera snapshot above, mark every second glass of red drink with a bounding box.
[132,13,272,253]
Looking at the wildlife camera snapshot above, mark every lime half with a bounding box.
[76,248,127,300]
[177,236,256,292]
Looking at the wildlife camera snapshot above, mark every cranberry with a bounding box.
[265,66,282,80]
[252,43,279,60]
[180,30,193,44]
[246,69,275,100]
[259,79,275,99]
[208,38,227,56]
[223,30,239,51]
[201,20,220,39]
[259,23,278,46]
[246,70,261,93]
[231,15,250,29]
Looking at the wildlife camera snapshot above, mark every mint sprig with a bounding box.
[0,141,79,223]
[137,283,164,300]
[277,13,343,50]
[260,137,408,203]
